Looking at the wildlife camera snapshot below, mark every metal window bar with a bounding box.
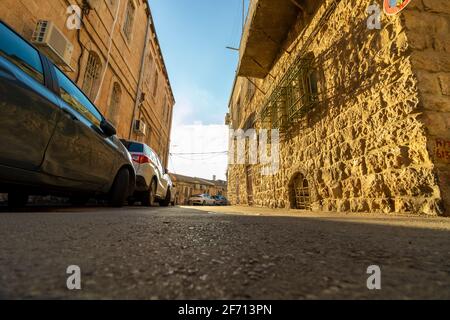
[123,1,135,41]
[82,53,102,100]
[109,83,121,125]
[258,56,320,136]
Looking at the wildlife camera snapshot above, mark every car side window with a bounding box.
[54,68,102,127]
[0,23,44,84]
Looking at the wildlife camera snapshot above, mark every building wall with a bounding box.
[402,0,450,215]
[0,0,174,167]
[228,0,448,215]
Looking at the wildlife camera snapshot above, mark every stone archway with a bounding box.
[289,172,311,210]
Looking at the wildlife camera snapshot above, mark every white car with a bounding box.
[121,140,173,206]
[189,194,216,206]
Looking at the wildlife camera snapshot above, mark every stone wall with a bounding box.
[402,0,450,214]
[228,0,448,215]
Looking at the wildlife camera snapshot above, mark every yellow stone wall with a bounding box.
[228,0,449,215]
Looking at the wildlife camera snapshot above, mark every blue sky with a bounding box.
[148,0,249,180]
[149,0,248,125]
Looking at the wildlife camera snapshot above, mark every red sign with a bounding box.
[384,0,412,16]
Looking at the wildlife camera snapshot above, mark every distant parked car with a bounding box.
[189,194,216,206]
[213,195,229,206]
[0,21,135,207]
[121,140,173,207]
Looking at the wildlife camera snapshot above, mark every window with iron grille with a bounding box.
[108,82,122,126]
[122,0,136,42]
[246,79,256,103]
[162,95,168,121]
[259,53,321,135]
[82,51,102,101]
[153,71,159,97]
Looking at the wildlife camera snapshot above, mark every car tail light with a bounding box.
[131,153,150,164]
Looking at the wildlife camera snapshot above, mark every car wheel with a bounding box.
[142,179,156,207]
[160,189,171,207]
[8,192,28,208]
[108,168,129,207]
[202,201,206,206]
[128,199,136,206]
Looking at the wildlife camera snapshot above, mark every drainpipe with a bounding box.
[129,10,152,139]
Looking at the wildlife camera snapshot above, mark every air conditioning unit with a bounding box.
[31,20,74,69]
[134,120,147,136]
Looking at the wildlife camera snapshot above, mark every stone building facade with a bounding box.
[170,174,228,205]
[227,0,449,215]
[0,0,174,167]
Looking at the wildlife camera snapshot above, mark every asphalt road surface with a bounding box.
[0,205,449,299]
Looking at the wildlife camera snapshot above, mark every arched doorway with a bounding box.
[289,173,311,210]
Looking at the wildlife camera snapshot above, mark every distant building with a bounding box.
[227,0,449,215]
[170,174,227,205]
[0,0,174,167]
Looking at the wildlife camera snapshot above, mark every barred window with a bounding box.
[108,82,122,126]
[152,71,159,97]
[246,79,256,103]
[123,0,136,42]
[82,52,102,101]
[145,55,154,88]
[259,53,321,134]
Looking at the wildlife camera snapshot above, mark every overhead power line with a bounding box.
[170,151,228,155]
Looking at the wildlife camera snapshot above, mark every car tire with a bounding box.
[142,179,156,207]
[202,201,206,206]
[8,192,28,208]
[128,199,136,206]
[160,189,171,207]
[108,168,129,207]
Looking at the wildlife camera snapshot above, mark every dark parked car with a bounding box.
[213,195,229,206]
[0,21,135,207]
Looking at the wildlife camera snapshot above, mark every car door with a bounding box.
[0,22,59,171]
[41,66,116,190]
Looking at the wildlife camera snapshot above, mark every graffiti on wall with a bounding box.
[435,138,450,161]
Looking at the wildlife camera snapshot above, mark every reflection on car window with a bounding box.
[55,68,102,127]
[123,142,144,153]
[0,23,44,84]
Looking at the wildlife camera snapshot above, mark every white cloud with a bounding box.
[169,83,229,181]
[169,123,228,181]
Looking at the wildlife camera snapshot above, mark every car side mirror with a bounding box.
[101,119,117,137]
